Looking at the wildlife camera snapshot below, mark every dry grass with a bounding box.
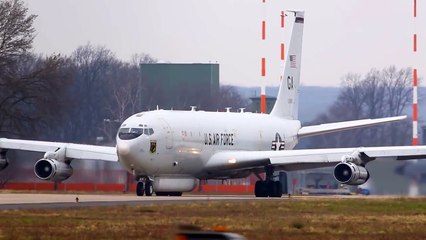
[0,197,426,239]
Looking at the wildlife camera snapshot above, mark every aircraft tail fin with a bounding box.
[270,11,304,119]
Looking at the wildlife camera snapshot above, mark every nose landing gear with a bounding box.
[136,177,153,196]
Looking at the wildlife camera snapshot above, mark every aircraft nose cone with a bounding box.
[117,142,131,156]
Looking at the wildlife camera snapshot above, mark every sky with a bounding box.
[24,0,425,87]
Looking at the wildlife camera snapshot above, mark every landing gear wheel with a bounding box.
[255,180,282,197]
[275,181,283,197]
[270,181,282,198]
[170,192,182,196]
[144,181,153,196]
[266,181,276,197]
[254,165,283,197]
[255,181,268,197]
[136,182,144,196]
[155,192,183,196]
[155,192,168,196]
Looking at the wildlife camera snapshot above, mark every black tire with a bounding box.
[136,182,144,196]
[145,181,153,196]
[273,181,283,198]
[155,192,168,196]
[170,192,182,196]
[266,181,276,197]
[255,181,268,197]
[266,181,283,197]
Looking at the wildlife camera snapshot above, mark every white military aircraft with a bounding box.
[1,11,426,197]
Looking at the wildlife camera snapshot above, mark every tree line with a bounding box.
[306,66,414,147]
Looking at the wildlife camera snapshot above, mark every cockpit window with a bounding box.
[118,128,142,140]
[118,127,154,140]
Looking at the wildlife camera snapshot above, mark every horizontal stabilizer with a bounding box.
[298,116,406,138]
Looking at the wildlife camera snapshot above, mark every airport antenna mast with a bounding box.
[412,0,419,145]
[260,0,267,113]
[259,1,286,114]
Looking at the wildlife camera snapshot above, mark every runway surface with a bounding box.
[0,193,261,209]
[0,193,389,210]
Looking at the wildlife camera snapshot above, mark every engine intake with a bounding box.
[34,159,73,181]
[334,162,369,185]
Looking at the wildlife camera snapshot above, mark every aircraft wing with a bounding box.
[298,116,406,138]
[206,145,426,172]
[0,138,117,162]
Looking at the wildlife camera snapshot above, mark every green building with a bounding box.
[140,63,219,111]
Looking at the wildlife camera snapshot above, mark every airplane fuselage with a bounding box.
[116,110,301,179]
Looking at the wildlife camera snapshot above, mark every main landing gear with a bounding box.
[254,166,283,198]
[136,178,153,196]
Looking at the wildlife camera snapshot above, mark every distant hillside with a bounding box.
[235,85,341,123]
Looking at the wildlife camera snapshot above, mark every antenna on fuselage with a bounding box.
[225,107,232,113]
[190,106,197,111]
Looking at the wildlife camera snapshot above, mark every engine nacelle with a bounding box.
[34,159,73,181]
[334,162,369,185]
[153,176,196,192]
[0,156,8,171]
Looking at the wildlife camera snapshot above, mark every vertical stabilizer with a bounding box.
[270,11,304,119]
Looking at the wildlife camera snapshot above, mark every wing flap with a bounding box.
[360,146,426,160]
[207,145,426,173]
[298,116,406,138]
[205,148,354,171]
[0,138,62,152]
[66,144,117,161]
[0,138,117,162]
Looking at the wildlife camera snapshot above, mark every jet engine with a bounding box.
[34,159,73,181]
[0,155,8,171]
[333,162,369,185]
[153,176,196,192]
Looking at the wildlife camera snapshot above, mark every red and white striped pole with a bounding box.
[412,0,419,145]
[260,0,267,113]
[280,11,285,62]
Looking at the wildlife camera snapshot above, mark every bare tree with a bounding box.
[0,1,74,138]
[131,53,157,65]
[308,66,413,148]
[0,53,73,138]
[59,44,118,143]
[100,63,140,143]
[0,0,36,68]
[213,85,249,111]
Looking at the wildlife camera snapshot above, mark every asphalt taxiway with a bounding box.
[0,193,262,209]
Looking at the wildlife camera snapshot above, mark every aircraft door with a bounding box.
[159,118,173,149]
